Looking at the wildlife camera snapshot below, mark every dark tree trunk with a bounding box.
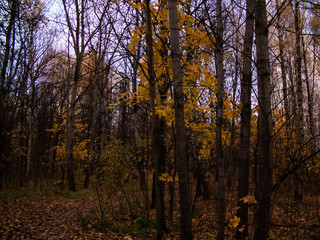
[294,0,303,202]
[276,0,293,166]
[168,0,193,239]
[253,0,273,239]
[215,1,226,239]
[145,0,167,238]
[0,0,18,190]
[235,0,254,238]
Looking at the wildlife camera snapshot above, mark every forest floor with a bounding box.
[1,186,320,239]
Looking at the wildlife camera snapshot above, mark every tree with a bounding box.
[293,0,304,202]
[61,0,108,191]
[0,0,18,189]
[145,0,167,237]
[215,0,226,239]
[168,0,193,239]
[253,0,273,239]
[235,0,254,238]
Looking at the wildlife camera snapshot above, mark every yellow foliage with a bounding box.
[159,172,178,182]
[229,216,240,229]
[74,139,90,159]
[240,195,257,204]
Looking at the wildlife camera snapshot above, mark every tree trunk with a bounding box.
[0,0,17,190]
[131,2,148,209]
[294,0,303,202]
[0,0,17,90]
[83,66,99,189]
[26,27,36,182]
[276,0,293,164]
[215,1,226,239]
[168,0,193,239]
[66,60,81,191]
[235,0,254,238]
[145,0,167,238]
[253,0,273,239]
[302,33,315,149]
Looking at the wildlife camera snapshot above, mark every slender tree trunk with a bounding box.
[276,0,293,162]
[83,66,99,189]
[26,27,37,182]
[253,0,273,239]
[302,35,315,148]
[66,59,81,191]
[0,0,17,190]
[168,0,193,239]
[0,0,17,90]
[215,1,226,239]
[131,2,148,208]
[145,0,167,238]
[235,0,254,238]
[294,0,303,202]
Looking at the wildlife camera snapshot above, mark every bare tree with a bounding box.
[61,0,108,191]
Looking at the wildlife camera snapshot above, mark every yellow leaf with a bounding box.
[229,216,240,229]
[239,225,245,232]
[240,195,257,204]
[189,64,199,72]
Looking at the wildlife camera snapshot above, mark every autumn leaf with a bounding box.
[229,216,240,229]
[240,195,257,204]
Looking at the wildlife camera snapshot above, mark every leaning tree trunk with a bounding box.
[168,0,193,239]
[253,0,273,239]
[235,0,254,238]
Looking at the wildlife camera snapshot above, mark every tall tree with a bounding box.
[0,0,18,190]
[276,0,293,168]
[293,0,303,202]
[61,0,107,191]
[145,0,167,237]
[168,0,193,238]
[253,0,273,239]
[215,0,226,240]
[235,0,254,238]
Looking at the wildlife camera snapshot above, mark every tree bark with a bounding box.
[145,0,167,238]
[0,0,18,190]
[168,0,193,239]
[235,0,254,238]
[253,0,273,239]
[0,0,17,90]
[294,0,303,202]
[302,35,315,147]
[276,0,293,164]
[215,1,226,240]
[66,59,81,191]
